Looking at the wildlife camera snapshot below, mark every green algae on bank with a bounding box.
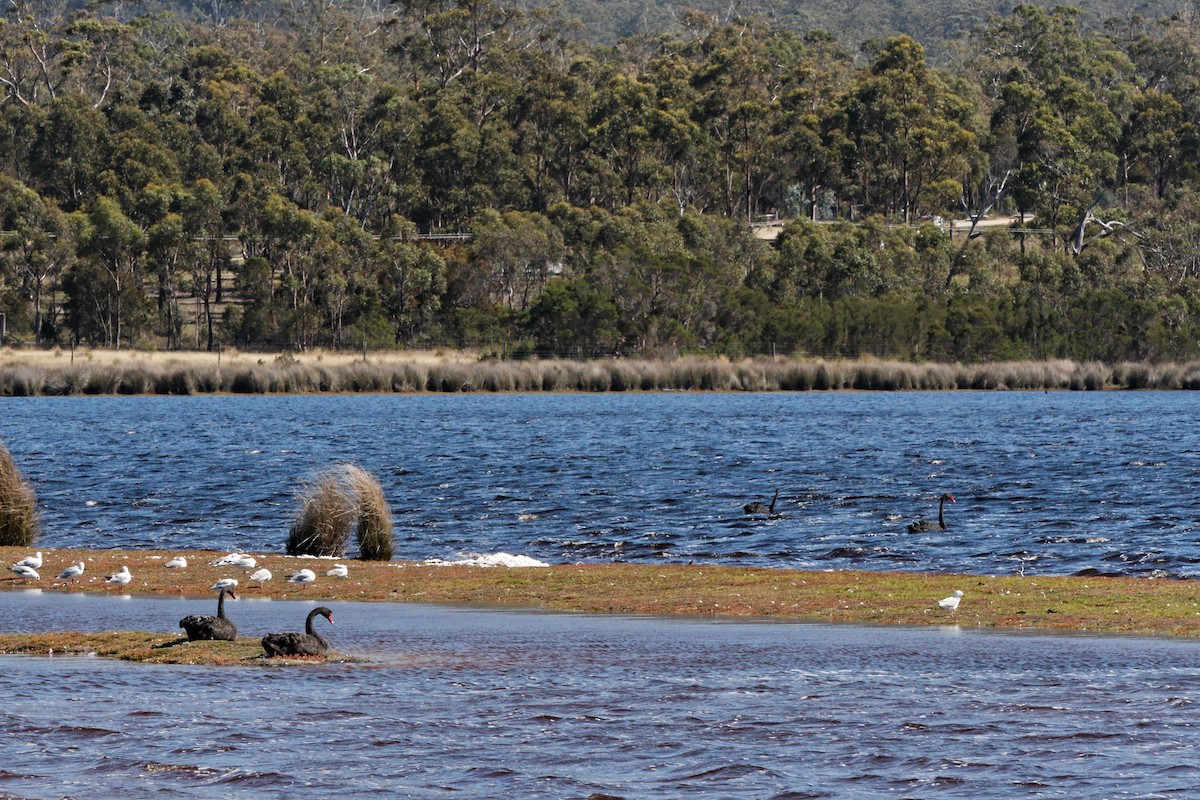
[4,546,1200,638]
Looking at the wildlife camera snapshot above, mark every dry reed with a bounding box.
[0,442,39,547]
[6,355,1200,395]
[286,471,355,557]
[343,464,395,561]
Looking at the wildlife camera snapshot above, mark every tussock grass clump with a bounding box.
[344,464,395,561]
[0,442,39,547]
[287,471,355,556]
[287,464,396,559]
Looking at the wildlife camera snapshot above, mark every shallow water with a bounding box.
[3,591,1200,799]
[2,391,1200,577]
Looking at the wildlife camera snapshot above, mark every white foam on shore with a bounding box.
[423,552,551,568]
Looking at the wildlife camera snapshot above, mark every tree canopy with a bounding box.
[2,1,1200,362]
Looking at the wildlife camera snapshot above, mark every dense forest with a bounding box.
[3,0,1200,362]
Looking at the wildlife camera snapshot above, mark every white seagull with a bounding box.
[233,554,258,570]
[14,551,43,569]
[57,562,85,581]
[164,556,188,569]
[10,564,40,582]
[938,590,964,612]
[287,569,317,589]
[325,564,349,578]
[249,568,272,587]
[106,565,132,587]
[210,578,239,592]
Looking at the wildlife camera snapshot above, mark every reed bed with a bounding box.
[344,464,395,561]
[0,443,38,547]
[5,355,1200,395]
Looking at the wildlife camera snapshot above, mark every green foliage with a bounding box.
[0,3,1199,363]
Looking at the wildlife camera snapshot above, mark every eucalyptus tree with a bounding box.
[0,176,74,342]
[842,35,978,223]
[69,196,150,347]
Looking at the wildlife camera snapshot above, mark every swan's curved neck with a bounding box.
[937,497,947,528]
[217,589,227,618]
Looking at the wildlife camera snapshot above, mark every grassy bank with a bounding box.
[4,547,1200,639]
[2,349,1200,394]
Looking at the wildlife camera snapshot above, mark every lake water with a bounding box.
[2,590,1200,799]
[1,391,1198,577]
[5,392,1200,798]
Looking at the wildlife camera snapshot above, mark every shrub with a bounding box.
[0,442,39,547]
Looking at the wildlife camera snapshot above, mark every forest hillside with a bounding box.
[2,1,1200,362]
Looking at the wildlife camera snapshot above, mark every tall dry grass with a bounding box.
[343,464,395,561]
[0,442,39,547]
[286,463,395,559]
[286,471,355,557]
[8,354,1200,394]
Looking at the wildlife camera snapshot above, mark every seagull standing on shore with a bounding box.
[210,578,239,593]
[106,565,132,587]
[57,562,85,581]
[14,552,42,570]
[938,590,964,612]
[249,568,272,587]
[288,569,317,589]
[10,564,40,582]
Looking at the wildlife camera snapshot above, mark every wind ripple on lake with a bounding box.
[2,594,1199,798]
[4,392,1200,576]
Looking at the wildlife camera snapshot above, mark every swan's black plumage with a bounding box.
[261,606,334,657]
[179,588,238,641]
[744,488,779,516]
[908,493,956,533]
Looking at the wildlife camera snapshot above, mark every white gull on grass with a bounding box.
[14,552,42,569]
[10,564,40,582]
[938,590,964,612]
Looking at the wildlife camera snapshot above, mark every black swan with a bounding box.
[261,607,334,657]
[179,587,239,641]
[744,489,780,516]
[907,493,956,532]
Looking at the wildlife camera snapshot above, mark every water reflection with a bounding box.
[2,592,1199,798]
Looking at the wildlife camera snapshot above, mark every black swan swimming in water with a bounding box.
[179,587,238,641]
[261,607,334,657]
[744,489,780,516]
[907,493,956,532]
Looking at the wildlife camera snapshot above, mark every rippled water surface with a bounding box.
[3,591,1200,799]
[2,391,1199,577]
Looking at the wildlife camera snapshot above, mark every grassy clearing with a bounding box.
[2,351,1200,395]
[4,547,1200,639]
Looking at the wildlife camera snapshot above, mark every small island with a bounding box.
[3,546,1200,666]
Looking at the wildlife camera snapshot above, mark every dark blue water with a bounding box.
[3,392,1199,577]
[2,590,1200,799]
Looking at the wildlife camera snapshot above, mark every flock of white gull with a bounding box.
[6,550,343,657]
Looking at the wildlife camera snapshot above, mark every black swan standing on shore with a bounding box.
[179,586,238,641]
[744,489,780,516]
[261,607,334,657]
[907,493,956,533]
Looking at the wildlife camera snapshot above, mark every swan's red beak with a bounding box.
[229,589,238,600]
[948,495,956,502]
